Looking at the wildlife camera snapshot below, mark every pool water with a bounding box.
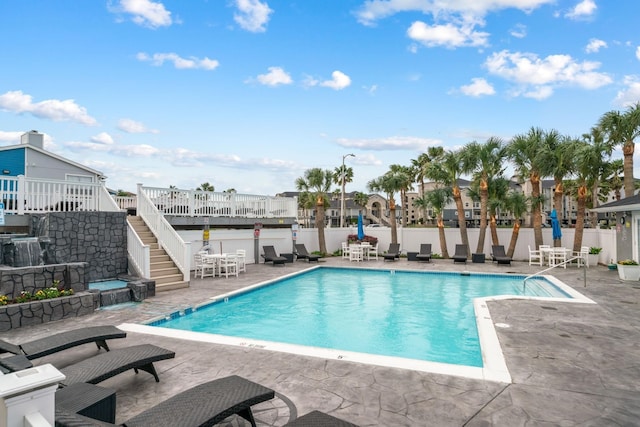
[88,280,128,291]
[151,268,571,368]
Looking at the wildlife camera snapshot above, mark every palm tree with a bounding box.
[503,190,529,258]
[461,137,507,254]
[297,191,316,228]
[410,147,445,225]
[295,168,333,254]
[388,164,414,227]
[582,127,614,227]
[487,176,510,246]
[571,140,604,252]
[367,168,407,244]
[598,102,640,198]
[197,182,215,192]
[422,187,453,258]
[425,149,471,257]
[508,127,551,249]
[546,131,576,247]
[353,191,369,219]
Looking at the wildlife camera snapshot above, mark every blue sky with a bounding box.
[1,0,639,195]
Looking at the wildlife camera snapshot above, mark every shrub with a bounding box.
[617,259,639,265]
[0,282,74,306]
[589,247,602,254]
[347,234,378,245]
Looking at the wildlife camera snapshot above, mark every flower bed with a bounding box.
[0,281,73,306]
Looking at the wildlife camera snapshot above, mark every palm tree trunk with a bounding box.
[437,214,449,258]
[316,202,327,254]
[453,186,470,257]
[624,141,635,198]
[531,175,543,248]
[490,212,499,246]
[420,180,426,226]
[572,186,587,253]
[390,198,398,244]
[553,180,563,248]
[476,180,488,253]
[507,220,520,258]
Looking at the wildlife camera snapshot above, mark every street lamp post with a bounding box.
[341,153,355,228]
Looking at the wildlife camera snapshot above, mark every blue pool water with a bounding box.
[150,268,571,367]
[88,280,128,291]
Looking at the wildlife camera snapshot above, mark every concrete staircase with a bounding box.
[127,216,189,292]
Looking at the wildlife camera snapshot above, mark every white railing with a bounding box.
[113,196,137,209]
[137,184,191,282]
[140,186,298,218]
[0,176,120,214]
[127,221,150,278]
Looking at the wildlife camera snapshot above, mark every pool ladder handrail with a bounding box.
[523,254,587,289]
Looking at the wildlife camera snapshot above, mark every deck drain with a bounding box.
[559,333,571,338]
[540,306,558,310]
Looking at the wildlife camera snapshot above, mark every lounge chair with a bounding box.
[0,325,126,360]
[491,245,512,265]
[295,244,320,262]
[285,410,359,426]
[383,243,401,261]
[415,244,432,262]
[262,245,287,265]
[55,375,275,427]
[452,244,468,263]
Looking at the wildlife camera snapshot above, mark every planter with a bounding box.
[587,254,599,267]
[617,265,640,281]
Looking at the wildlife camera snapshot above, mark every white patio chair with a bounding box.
[235,249,246,273]
[366,243,378,260]
[218,254,238,278]
[528,245,542,266]
[349,244,363,262]
[549,247,567,268]
[342,242,350,260]
[574,246,589,268]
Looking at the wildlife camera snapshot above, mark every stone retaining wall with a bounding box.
[0,262,88,299]
[0,292,97,331]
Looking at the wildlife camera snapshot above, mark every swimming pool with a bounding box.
[131,267,594,382]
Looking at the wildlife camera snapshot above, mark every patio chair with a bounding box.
[383,243,401,261]
[0,325,126,360]
[415,244,432,262]
[491,245,512,265]
[236,249,247,272]
[284,410,359,426]
[528,245,543,266]
[261,245,287,265]
[452,244,468,263]
[341,242,350,260]
[55,375,275,427]
[365,242,378,261]
[295,244,320,262]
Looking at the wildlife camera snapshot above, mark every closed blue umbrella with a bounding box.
[357,213,365,241]
[550,209,562,240]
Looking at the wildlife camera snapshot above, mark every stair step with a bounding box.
[154,273,185,285]
[155,281,189,292]
[150,267,181,278]
[150,254,171,262]
[150,260,175,269]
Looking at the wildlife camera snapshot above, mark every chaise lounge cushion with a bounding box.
[59,344,175,386]
[0,325,126,360]
[54,375,276,427]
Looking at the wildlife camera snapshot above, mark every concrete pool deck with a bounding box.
[4,257,640,426]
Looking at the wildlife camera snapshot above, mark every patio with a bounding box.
[4,257,640,426]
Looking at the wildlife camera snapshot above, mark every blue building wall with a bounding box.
[0,148,26,177]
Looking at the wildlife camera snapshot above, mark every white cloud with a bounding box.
[320,71,352,90]
[407,21,489,48]
[90,132,115,145]
[136,52,219,70]
[509,24,527,39]
[336,136,441,151]
[254,67,293,86]
[233,0,273,33]
[118,118,159,134]
[0,131,24,144]
[585,38,607,53]
[460,78,495,97]
[65,139,160,157]
[614,76,640,107]
[0,90,97,126]
[565,0,597,20]
[110,0,173,28]
[636,46,640,61]
[484,50,612,97]
[354,0,555,26]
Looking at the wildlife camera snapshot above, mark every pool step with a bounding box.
[127,216,190,292]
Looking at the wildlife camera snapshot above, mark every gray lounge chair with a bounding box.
[0,325,126,360]
[452,244,468,263]
[383,243,401,261]
[262,245,287,265]
[285,410,359,426]
[54,375,275,427]
[295,244,320,262]
[491,245,512,265]
[415,244,432,262]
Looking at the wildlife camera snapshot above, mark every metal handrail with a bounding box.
[524,255,587,288]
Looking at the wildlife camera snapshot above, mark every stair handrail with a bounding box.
[524,254,587,289]
[127,220,150,278]
[137,184,191,282]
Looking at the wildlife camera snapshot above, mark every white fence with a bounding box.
[0,176,120,214]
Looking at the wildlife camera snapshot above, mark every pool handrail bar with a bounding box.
[523,255,587,289]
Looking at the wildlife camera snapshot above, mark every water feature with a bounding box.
[1,237,47,267]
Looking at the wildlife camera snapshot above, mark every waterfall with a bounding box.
[9,237,43,267]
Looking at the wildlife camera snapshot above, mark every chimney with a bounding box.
[21,130,44,149]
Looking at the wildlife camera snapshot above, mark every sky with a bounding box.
[1,0,639,196]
